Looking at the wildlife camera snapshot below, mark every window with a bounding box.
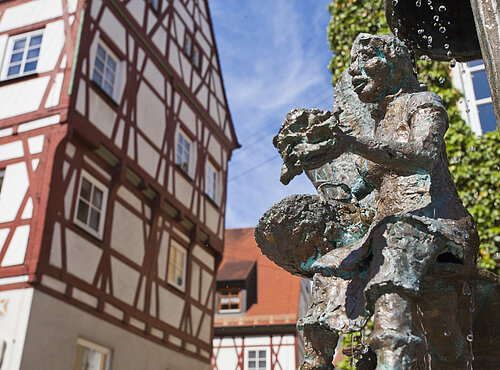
[453,60,496,134]
[2,30,43,79]
[205,162,218,203]
[247,349,268,370]
[92,43,119,100]
[73,338,112,370]
[183,33,192,57]
[175,131,193,176]
[167,239,187,291]
[148,0,159,11]
[0,169,4,194]
[218,287,241,312]
[192,45,201,69]
[74,171,108,239]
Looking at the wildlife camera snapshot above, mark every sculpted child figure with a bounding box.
[255,34,479,369]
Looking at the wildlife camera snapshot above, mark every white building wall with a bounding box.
[19,289,210,370]
[0,288,33,370]
[213,334,296,370]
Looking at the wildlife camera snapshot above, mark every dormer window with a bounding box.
[218,287,241,313]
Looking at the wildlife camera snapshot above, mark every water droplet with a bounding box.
[394,27,399,36]
[428,36,433,43]
[444,330,451,336]
[416,0,422,6]
[439,5,447,11]
[418,28,425,34]
[467,333,474,342]
[439,77,445,83]
[463,281,472,296]
[362,346,369,354]
[440,26,446,33]
[450,58,456,68]
[447,50,452,57]
[434,15,440,22]
[393,0,399,5]
[466,108,470,113]
[444,43,450,49]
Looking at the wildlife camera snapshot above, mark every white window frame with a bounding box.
[175,130,196,178]
[91,40,123,102]
[1,29,44,80]
[73,170,108,239]
[205,161,219,204]
[245,348,270,370]
[452,61,494,135]
[74,338,112,370]
[167,239,187,292]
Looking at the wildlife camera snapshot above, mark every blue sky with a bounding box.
[209,0,334,228]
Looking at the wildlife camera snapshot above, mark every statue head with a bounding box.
[348,34,419,103]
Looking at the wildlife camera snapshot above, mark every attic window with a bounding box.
[218,287,241,313]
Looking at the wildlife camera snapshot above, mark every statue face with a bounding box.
[348,50,393,103]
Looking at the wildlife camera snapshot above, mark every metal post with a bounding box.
[469,0,500,132]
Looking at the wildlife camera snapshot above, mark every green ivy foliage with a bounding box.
[327,0,500,275]
[327,1,500,368]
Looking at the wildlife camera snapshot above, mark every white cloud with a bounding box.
[210,0,333,228]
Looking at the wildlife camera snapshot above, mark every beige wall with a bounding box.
[21,289,210,370]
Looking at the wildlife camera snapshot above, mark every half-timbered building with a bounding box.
[0,0,237,369]
[212,228,310,370]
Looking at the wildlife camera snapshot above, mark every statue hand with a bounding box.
[279,125,348,185]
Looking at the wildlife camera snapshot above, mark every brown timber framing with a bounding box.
[107,0,239,153]
[38,137,215,361]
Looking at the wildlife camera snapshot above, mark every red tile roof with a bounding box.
[214,228,302,328]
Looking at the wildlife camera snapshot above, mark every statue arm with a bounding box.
[346,106,448,173]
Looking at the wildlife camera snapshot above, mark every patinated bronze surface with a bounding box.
[255,34,500,369]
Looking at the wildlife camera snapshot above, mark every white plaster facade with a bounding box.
[0,288,210,370]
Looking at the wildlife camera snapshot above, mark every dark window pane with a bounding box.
[89,208,100,231]
[97,44,106,59]
[93,70,103,86]
[105,68,115,84]
[94,57,104,72]
[29,35,43,46]
[468,60,483,68]
[471,69,491,100]
[7,65,21,77]
[10,52,23,63]
[77,200,89,223]
[0,169,5,192]
[259,351,266,358]
[477,103,498,133]
[80,178,92,200]
[248,351,256,359]
[23,61,37,72]
[107,56,116,71]
[103,81,113,96]
[13,39,26,51]
[26,48,40,59]
[92,188,103,208]
[248,361,256,368]
[259,361,266,367]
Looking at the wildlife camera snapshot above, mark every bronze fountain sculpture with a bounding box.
[255,34,500,369]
